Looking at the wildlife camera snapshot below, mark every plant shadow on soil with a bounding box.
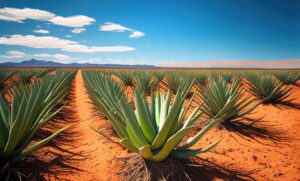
[221,120,291,146]
[117,154,259,181]
[219,101,299,147]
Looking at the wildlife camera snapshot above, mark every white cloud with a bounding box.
[99,22,145,38]
[65,35,72,38]
[33,29,49,34]
[33,53,71,60]
[0,35,136,53]
[0,7,55,23]
[49,15,95,28]
[1,50,26,58]
[0,7,95,28]
[129,31,145,38]
[71,28,86,33]
[99,22,132,32]
[0,50,72,61]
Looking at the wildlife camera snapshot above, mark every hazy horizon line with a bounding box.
[157,59,300,69]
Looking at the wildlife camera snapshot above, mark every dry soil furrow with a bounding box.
[44,70,126,181]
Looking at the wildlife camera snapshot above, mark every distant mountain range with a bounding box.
[1,59,300,69]
[0,59,157,69]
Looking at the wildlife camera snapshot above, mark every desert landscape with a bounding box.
[0,1,299,180]
[0,68,299,180]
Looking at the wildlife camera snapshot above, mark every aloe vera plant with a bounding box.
[134,72,157,94]
[0,70,15,94]
[246,73,294,104]
[115,71,135,87]
[83,70,223,161]
[220,73,233,83]
[274,72,300,85]
[193,73,207,85]
[83,70,125,118]
[197,77,259,123]
[35,69,54,78]
[17,70,36,84]
[153,71,165,83]
[163,72,194,94]
[0,70,75,164]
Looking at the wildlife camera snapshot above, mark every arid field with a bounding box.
[0,68,299,181]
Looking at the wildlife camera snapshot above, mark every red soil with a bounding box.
[28,70,300,180]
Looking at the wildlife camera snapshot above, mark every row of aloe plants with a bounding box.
[0,69,76,179]
[107,70,299,106]
[0,69,54,94]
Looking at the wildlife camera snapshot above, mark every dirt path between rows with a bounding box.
[34,70,126,181]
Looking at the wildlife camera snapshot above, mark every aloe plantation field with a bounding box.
[0,68,300,180]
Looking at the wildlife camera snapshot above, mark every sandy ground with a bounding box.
[26,70,300,181]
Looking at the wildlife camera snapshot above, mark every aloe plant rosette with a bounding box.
[197,77,259,123]
[83,71,223,162]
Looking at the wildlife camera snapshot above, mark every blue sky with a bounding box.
[0,0,299,65]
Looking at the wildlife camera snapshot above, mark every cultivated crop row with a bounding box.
[0,69,76,179]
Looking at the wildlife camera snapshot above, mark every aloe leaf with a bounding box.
[151,91,183,150]
[134,89,156,142]
[180,118,221,149]
[11,127,68,163]
[139,145,152,159]
[120,138,139,153]
[171,138,222,158]
[149,127,192,162]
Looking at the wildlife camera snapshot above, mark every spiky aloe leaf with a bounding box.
[171,138,222,158]
[11,127,68,163]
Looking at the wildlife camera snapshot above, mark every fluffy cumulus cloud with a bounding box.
[49,15,95,28]
[33,29,49,34]
[99,22,132,32]
[1,50,26,58]
[99,22,145,38]
[71,28,86,33]
[0,35,136,53]
[129,31,145,38]
[0,7,55,23]
[0,7,95,28]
